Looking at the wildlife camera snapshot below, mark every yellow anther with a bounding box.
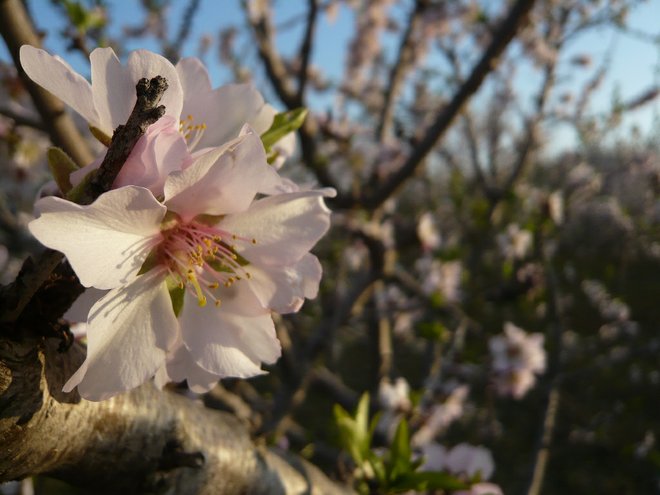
[208,282,219,289]
[246,272,252,279]
[214,299,222,307]
[251,238,257,244]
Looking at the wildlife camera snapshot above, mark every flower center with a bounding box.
[179,114,207,149]
[157,219,256,307]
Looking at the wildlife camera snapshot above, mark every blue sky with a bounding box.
[2,0,659,151]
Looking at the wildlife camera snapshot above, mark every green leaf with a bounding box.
[47,147,79,194]
[388,419,412,481]
[167,281,185,317]
[392,471,469,491]
[260,108,308,152]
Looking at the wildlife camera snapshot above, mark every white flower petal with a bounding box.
[164,127,270,219]
[180,282,280,378]
[127,50,183,123]
[185,83,266,151]
[176,57,212,107]
[157,341,219,393]
[63,273,178,401]
[218,189,334,266]
[19,45,98,125]
[247,253,322,313]
[90,47,134,134]
[29,186,166,289]
[63,288,107,322]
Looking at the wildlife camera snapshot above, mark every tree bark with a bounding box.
[0,337,349,494]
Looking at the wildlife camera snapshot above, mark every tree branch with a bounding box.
[0,338,350,494]
[245,1,342,201]
[359,0,537,210]
[296,0,318,103]
[0,0,93,167]
[375,0,427,143]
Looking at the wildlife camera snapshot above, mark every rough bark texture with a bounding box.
[0,337,348,494]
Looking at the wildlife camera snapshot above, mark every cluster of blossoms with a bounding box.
[420,443,502,495]
[21,46,333,401]
[489,322,546,399]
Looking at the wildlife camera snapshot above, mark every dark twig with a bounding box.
[75,76,168,205]
[245,1,342,201]
[296,0,318,103]
[0,105,45,130]
[164,0,201,63]
[376,0,427,143]
[0,77,168,326]
[358,0,537,210]
[0,0,93,167]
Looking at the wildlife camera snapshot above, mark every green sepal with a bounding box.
[260,108,308,154]
[137,250,159,275]
[166,277,185,317]
[89,125,111,147]
[47,147,79,194]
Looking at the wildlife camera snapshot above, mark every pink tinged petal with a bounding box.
[90,47,134,134]
[63,288,107,322]
[63,273,178,401]
[115,116,190,196]
[28,186,166,289]
[218,189,335,267]
[248,253,322,314]
[19,46,98,125]
[186,83,267,152]
[127,50,183,123]
[180,283,281,378]
[164,127,270,219]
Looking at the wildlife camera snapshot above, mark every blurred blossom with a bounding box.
[378,377,411,412]
[582,279,630,321]
[412,385,469,447]
[377,377,411,439]
[415,256,463,303]
[417,212,442,251]
[547,191,564,225]
[421,442,499,494]
[497,224,533,260]
[489,322,546,399]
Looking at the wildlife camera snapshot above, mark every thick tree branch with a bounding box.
[0,0,93,167]
[0,338,349,494]
[359,0,537,210]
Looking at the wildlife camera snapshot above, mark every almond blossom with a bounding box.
[29,127,333,401]
[489,322,546,399]
[19,45,295,170]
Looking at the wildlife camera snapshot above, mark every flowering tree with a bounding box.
[1,0,659,494]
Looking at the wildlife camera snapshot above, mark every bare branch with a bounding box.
[297,0,319,103]
[359,0,537,210]
[376,0,427,143]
